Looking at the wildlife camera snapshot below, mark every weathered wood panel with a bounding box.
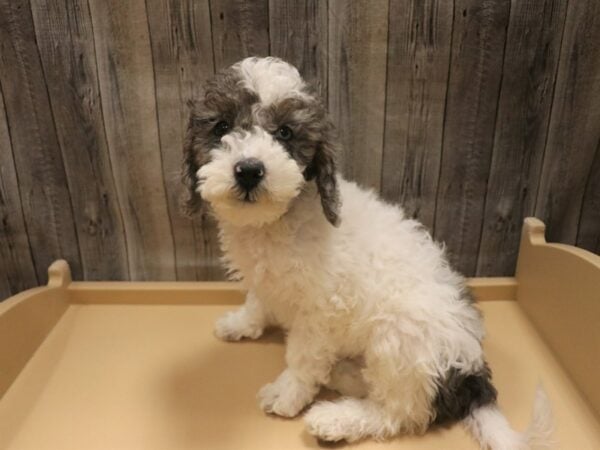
[535,0,600,245]
[476,0,567,276]
[3,0,600,300]
[268,0,328,98]
[146,0,224,280]
[380,0,453,230]
[30,0,129,280]
[433,0,510,275]
[0,86,38,299]
[328,0,389,191]
[88,0,176,280]
[210,0,270,70]
[577,142,600,254]
[0,0,83,283]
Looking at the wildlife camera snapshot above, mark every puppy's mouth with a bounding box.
[197,177,267,205]
[233,185,263,204]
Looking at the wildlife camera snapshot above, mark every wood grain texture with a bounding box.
[146,0,225,280]
[268,0,328,98]
[476,0,567,276]
[30,0,129,280]
[328,0,389,191]
[0,85,38,299]
[433,0,510,275]
[535,0,600,245]
[0,0,83,284]
[2,0,600,300]
[381,0,453,230]
[210,0,270,70]
[88,0,176,280]
[577,142,600,254]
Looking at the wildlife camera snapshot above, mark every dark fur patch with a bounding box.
[181,67,256,215]
[262,97,327,166]
[463,289,477,304]
[308,133,341,227]
[431,363,497,426]
[262,96,342,225]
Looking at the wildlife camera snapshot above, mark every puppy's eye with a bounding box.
[213,120,230,137]
[275,125,293,141]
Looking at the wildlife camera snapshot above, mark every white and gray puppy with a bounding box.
[183,57,552,449]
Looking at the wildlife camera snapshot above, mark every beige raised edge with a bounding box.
[0,265,511,401]
[467,277,517,301]
[0,219,599,450]
[0,260,71,398]
[516,217,600,419]
[68,279,512,305]
[68,280,245,305]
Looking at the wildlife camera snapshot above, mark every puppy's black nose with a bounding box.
[234,158,265,191]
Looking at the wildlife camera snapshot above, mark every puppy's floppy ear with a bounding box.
[306,127,341,227]
[181,101,203,216]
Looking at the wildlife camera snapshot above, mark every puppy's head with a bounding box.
[182,57,340,227]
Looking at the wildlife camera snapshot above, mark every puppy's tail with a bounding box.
[462,385,554,450]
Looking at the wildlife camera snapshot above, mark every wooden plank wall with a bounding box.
[1,0,599,299]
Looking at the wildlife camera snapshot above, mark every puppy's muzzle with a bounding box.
[234,158,265,192]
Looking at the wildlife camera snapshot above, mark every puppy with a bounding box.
[182,57,552,449]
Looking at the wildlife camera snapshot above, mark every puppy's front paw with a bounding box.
[257,369,316,418]
[214,310,263,341]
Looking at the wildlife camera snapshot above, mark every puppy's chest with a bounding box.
[241,244,306,291]
[230,236,318,309]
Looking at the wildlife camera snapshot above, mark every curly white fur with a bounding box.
[217,180,485,430]
[194,56,553,449]
[234,57,308,105]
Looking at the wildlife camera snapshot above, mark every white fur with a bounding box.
[234,57,307,106]
[197,127,304,227]
[201,57,554,448]
[215,179,485,432]
[463,386,554,450]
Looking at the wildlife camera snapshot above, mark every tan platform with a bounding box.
[1,218,599,449]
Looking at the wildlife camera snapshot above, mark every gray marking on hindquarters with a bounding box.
[431,362,498,426]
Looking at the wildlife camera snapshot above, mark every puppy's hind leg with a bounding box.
[326,358,368,398]
[214,291,267,341]
[305,328,435,442]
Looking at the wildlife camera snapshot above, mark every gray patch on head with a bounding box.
[181,67,260,214]
[260,96,327,166]
[258,93,341,226]
[202,67,260,132]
